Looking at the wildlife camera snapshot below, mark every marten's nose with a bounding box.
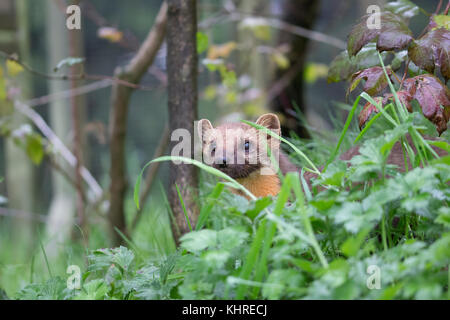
[219,157,227,168]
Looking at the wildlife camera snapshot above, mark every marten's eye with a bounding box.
[210,143,216,155]
[244,140,250,151]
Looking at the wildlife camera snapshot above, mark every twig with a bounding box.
[130,125,170,232]
[15,101,103,200]
[199,11,346,50]
[0,50,155,91]
[434,0,444,15]
[47,154,87,203]
[0,207,47,223]
[26,78,112,107]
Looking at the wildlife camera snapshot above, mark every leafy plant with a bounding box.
[329,0,450,135]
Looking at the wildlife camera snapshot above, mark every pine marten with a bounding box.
[197,113,447,198]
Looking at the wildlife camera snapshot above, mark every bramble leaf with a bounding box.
[358,97,383,130]
[408,28,450,81]
[347,12,413,57]
[349,66,392,96]
[403,74,450,135]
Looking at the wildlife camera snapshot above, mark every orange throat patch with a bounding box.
[234,169,281,199]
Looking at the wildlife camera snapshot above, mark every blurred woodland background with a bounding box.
[0,0,441,295]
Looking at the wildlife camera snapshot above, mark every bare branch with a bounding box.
[108,1,168,246]
[199,11,346,50]
[15,101,103,200]
[0,50,155,91]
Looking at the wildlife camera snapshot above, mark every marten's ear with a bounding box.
[255,113,281,137]
[197,119,213,143]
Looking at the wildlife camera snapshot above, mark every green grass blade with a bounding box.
[323,95,360,172]
[195,183,225,230]
[134,156,256,211]
[290,173,328,268]
[242,120,321,175]
[37,230,52,278]
[175,183,192,232]
[354,103,393,143]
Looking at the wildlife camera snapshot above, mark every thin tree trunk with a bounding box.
[44,0,75,256]
[166,0,198,244]
[3,0,35,248]
[67,0,87,238]
[108,2,168,246]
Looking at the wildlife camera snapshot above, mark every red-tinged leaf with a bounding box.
[408,28,450,81]
[358,97,384,130]
[383,91,413,112]
[403,74,450,135]
[349,66,392,96]
[347,11,413,57]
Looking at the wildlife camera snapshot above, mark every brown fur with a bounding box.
[198,114,448,198]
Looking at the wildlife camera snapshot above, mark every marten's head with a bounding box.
[197,113,281,179]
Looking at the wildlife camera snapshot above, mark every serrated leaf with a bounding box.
[403,74,450,135]
[349,66,392,96]
[408,28,450,81]
[347,11,413,57]
[180,229,217,252]
[358,97,383,130]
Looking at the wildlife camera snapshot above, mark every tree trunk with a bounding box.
[270,0,319,138]
[166,0,198,244]
[44,0,77,256]
[68,0,88,239]
[108,2,168,246]
[3,0,36,249]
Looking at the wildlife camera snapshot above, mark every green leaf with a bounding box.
[26,133,44,165]
[74,279,108,300]
[328,44,387,82]
[429,15,450,31]
[180,229,217,252]
[385,0,419,21]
